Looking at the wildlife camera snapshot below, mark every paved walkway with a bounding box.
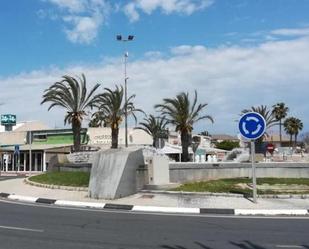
[1,177,309,210]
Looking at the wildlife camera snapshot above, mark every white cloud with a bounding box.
[47,0,86,13]
[43,0,110,44]
[271,27,309,37]
[1,35,309,134]
[124,0,214,22]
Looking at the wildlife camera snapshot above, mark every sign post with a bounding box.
[239,112,266,203]
[250,141,257,203]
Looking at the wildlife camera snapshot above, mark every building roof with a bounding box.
[0,121,50,133]
[13,121,50,132]
[264,134,290,142]
[211,134,239,141]
[0,131,26,146]
[0,144,72,152]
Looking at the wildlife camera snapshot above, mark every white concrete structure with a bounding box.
[147,155,170,185]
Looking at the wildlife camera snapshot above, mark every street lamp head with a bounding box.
[128,35,134,41]
[116,35,122,41]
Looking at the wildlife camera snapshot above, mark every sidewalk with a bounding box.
[0,177,309,215]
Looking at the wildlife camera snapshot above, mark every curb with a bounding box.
[140,190,309,199]
[24,179,309,199]
[1,192,308,216]
[24,178,88,192]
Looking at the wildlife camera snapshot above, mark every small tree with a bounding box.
[135,115,168,147]
[215,140,240,151]
[272,102,289,145]
[91,85,143,149]
[155,91,213,162]
[284,117,303,147]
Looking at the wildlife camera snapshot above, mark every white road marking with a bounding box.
[55,200,105,209]
[235,209,308,216]
[0,225,44,233]
[8,195,38,203]
[132,205,200,213]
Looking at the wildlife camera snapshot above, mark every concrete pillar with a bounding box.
[12,153,14,172]
[34,153,38,171]
[5,154,8,172]
[24,153,26,172]
[43,152,46,172]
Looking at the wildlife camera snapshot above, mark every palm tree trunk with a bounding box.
[111,127,119,149]
[72,119,81,152]
[153,137,157,148]
[255,137,264,153]
[290,134,292,147]
[181,131,190,162]
[295,134,298,148]
[279,119,282,145]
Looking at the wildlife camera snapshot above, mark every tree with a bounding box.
[155,91,213,162]
[91,85,142,149]
[215,140,240,151]
[135,115,168,147]
[88,112,105,128]
[41,74,99,152]
[242,105,278,153]
[272,102,289,145]
[293,118,304,146]
[199,130,211,136]
[284,117,303,147]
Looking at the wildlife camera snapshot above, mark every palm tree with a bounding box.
[272,103,289,145]
[155,91,213,162]
[242,105,278,152]
[284,117,303,147]
[293,118,303,146]
[91,85,143,149]
[41,74,100,152]
[135,114,168,147]
[88,112,105,128]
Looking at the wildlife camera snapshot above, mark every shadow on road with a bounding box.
[230,240,267,249]
[161,242,213,249]
[161,241,309,249]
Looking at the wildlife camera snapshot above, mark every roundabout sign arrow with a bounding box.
[239,112,266,140]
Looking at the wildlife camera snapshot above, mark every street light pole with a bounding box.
[116,35,134,148]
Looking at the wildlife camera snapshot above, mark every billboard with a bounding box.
[1,114,16,126]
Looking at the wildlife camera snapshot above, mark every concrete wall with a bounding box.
[88,148,145,199]
[169,162,309,183]
[55,163,92,173]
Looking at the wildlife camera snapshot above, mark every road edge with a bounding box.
[1,192,308,216]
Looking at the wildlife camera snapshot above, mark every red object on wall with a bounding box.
[267,143,275,153]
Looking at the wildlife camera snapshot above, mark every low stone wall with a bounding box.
[169,162,309,183]
[52,163,92,173]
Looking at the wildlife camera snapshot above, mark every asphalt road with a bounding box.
[0,176,25,181]
[0,200,308,249]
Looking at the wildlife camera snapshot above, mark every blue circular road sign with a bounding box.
[238,112,266,140]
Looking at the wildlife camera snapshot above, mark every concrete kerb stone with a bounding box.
[140,190,309,199]
[24,178,88,192]
[140,190,244,198]
[0,192,308,216]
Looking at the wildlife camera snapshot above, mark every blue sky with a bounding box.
[1,0,309,135]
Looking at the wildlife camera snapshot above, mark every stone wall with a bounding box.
[55,163,92,172]
[169,162,309,183]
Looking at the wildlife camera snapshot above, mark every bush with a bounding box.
[215,140,239,151]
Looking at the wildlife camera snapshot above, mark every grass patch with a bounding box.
[29,172,90,187]
[173,178,309,195]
